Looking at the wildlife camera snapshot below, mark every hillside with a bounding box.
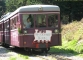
[62,20,83,53]
[62,20,83,42]
[50,19,83,56]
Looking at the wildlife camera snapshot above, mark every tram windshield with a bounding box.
[48,14,58,27]
[22,14,34,28]
[22,14,58,28]
[35,14,46,27]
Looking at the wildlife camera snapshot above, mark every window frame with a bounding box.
[10,15,18,30]
[19,12,60,29]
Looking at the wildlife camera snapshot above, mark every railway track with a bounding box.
[7,47,71,60]
[8,47,83,60]
[0,46,83,60]
[29,53,72,60]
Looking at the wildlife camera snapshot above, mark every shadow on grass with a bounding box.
[49,47,80,57]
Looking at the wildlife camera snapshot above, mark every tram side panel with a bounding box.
[10,29,26,47]
[58,33,61,45]
[0,32,1,43]
[0,22,4,44]
[22,34,34,48]
[3,20,10,45]
[0,24,1,42]
[10,30,19,47]
[50,33,61,46]
[19,29,34,48]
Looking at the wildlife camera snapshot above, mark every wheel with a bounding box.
[47,47,50,51]
[24,48,32,54]
[32,49,36,53]
[44,48,48,53]
[41,48,48,53]
[2,43,10,48]
[41,49,44,53]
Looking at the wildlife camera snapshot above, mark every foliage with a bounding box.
[9,54,29,60]
[62,21,83,53]
[18,27,21,34]
[2,0,83,23]
[5,0,21,12]
[50,21,83,56]
[5,0,42,12]
[75,42,83,53]
[0,0,6,17]
[50,40,77,53]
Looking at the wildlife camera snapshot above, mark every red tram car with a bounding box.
[0,5,61,53]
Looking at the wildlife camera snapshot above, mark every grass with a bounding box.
[9,54,29,60]
[50,21,83,57]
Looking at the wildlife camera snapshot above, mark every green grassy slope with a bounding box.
[50,21,83,56]
[62,21,83,53]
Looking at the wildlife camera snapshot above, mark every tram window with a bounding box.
[10,17,17,30]
[48,14,58,27]
[16,17,18,22]
[10,17,18,29]
[4,20,9,31]
[1,25,2,30]
[10,20,12,30]
[10,19,15,29]
[4,23,6,31]
[0,24,2,31]
[7,21,9,30]
[4,22,7,31]
[35,14,46,27]
[22,14,34,28]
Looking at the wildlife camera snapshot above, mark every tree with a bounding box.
[5,0,83,23]
[6,0,19,12]
[5,0,36,12]
[0,0,6,18]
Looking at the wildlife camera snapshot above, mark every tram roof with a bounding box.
[0,5,60,22]
[16,5,60,12]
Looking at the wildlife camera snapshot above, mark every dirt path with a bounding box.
[0,46,11,60]
[29,54,83,60]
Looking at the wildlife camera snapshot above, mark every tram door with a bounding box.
[3,19,10,45]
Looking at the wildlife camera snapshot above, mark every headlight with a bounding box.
[24,30,27,34]
[55,29,58,33]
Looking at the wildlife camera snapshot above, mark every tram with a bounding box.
[0,5,61,53]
